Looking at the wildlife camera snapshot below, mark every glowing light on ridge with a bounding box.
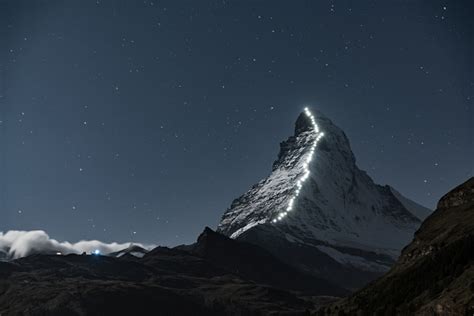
[272,107,324,223]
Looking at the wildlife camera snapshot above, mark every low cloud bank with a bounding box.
[0,230,149,259]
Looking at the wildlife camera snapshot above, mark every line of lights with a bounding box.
[272,107,324,223]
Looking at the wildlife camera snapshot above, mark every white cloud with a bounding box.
[0,230,149,259]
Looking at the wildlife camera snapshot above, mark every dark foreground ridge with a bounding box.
[0,226,345,315]
[318,177,474,315]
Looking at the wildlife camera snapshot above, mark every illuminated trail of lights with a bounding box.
[272,107,324,223]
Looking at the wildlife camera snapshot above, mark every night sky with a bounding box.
[1,1,472,246]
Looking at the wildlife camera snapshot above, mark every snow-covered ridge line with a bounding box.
[272,107,324,223]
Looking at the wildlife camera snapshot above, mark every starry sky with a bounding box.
[1,0,472,246]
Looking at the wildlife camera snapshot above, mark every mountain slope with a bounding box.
[320,177,474,315]
[180,227,348,296]
[389,186,432,221]
[217,109,429,289]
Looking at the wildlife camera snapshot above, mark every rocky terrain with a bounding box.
[318,177,474,315]
[0,227,345,315]
[218,109,430,290]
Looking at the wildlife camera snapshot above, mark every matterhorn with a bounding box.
[217,108,430,290]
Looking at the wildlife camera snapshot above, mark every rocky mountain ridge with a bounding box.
[320,177,474,315]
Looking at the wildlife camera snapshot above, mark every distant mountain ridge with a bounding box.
[389,186,432,221]
[217,109,431,289]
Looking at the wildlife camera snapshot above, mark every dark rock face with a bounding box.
[237,225,387,292]
[294,112,314,135]
[437,177,474,210]
[0,228,343,315]
[184,227,348,296]
[0,251,7,262]
[319,177,474,315]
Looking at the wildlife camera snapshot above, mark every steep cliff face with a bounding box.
[217,109,429,289]
[321,177,474,315]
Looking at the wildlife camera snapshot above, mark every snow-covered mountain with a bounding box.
[217,108,431,290]
[388,186,431,221]
[108,244,149,259]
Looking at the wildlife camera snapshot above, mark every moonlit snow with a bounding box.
[272,107,324,223]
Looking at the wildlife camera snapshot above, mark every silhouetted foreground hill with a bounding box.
[318,177,474,315]
[0,227,345,315]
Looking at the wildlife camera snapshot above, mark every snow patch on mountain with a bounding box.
[315,245,388,272]
[389,186,432,221]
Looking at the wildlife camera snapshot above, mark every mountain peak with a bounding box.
[196,226,228,246]
[201,226,216,236]
[220,108,421,240]
[217,108,430,289]
[294,110,314,134]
